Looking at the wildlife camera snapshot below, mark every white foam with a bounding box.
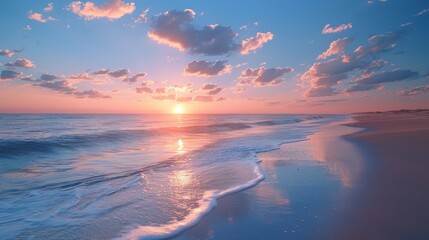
[117,165,265,240]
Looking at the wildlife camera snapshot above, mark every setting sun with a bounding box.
[174,105,184,114]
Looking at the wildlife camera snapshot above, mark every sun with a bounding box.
[174,104,184,114]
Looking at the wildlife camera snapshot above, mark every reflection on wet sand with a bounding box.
[259,119,364,188]
[172,119,367,240]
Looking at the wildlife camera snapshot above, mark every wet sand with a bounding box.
[171,110,429,240]
[331,110,429,240]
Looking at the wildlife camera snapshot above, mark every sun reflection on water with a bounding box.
[177,138,185,154]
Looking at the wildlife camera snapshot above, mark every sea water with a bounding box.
[0,114,346,239]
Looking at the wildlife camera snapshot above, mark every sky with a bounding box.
[0,0,428,114]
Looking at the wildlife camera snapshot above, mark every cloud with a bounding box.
[136,86,153,93]
[28,11,55,23]
[322,23,352,34]
[345,84,380,93]
[93,69,110,75]
[44,3,54,12]
[176,96,193,102]
[199,83,223,95]
[40,74,60,81]
[264,101,282,106]
[201,83,218,90]
[184,60,232,77]
[303,56,368,88]
[123,73,146,83]
[108,68,129,78]
[240,66,293,86]
[346,69,420,93]
[400,85,429,96]
[1,70,21,80]
[0,49,19,57]
[304,26,412,97]
[155,87,166,94]
[207,87,223,95]
[36,80,76,94]
[353,26,411,59]
[416,9,429,16]
[368,0,388,4]
[318,98,348,103]
[134,8,149,23]
[152,94,176,101]
[92,68,143,82]
[69,0,136,20]
[68,73,92,80]
[234,87,246,93]
[36,79,111,98]
[20,75,36,82]
[149,9,272,56]
[73,89,111,98]
[4,58,35,68]
[241,32,274,54]
[317,37,353,59]
[148,9,240,55]
[306,86,339,97]
[171,83,193,93]
[194,95,214,102]
[24,25,32,31]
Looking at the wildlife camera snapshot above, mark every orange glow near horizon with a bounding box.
[174,104,184,114]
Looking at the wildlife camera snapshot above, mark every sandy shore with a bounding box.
[331,110,429,240]
[171,110,429,240]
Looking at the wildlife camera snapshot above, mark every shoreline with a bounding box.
[171,110,429,240]
[329,110,429,240]
[171,116,367,239]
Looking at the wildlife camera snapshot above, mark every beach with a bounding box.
[0,114,343,239]
[1,112,428,239]
[332,110,429,240]
[173,110,429,240]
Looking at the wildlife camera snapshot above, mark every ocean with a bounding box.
[0,114,346,239]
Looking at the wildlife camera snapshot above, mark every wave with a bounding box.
[117,164,265,240]
[117,136,314,240]
[0,158,176,198]
[0,117,321,158]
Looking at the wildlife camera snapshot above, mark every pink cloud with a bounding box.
[152,94,176,101]
[44,3,54,13]
[201,83,218,90]
[74,89,111,98]
[207,87,223,95]
[194,95,214,102]
[184,60,232,77]
[4,58,35,68]
[123,73,146,83]
[304,25,412,97]
[148,9,240,55]
[176,96,193,102]
[240,66,293,86]
[317,37,353,59]
[241,32,274,54]
[400,84,429,96]
[155,87,166,94]
[69,0,136,20]
[0,49,17,57]
[134,8,149,23]
[322,23,352,34]
[148,9,272,56]
[28,11,55,23]
[136,86,153,94]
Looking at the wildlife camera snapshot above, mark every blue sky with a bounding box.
[0,0,428,113]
